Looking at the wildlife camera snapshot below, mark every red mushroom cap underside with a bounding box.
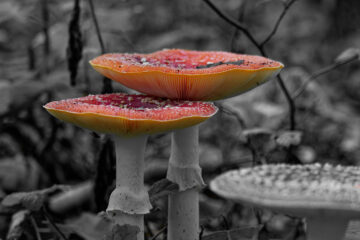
[44,93,217,136]
[90,49,284,101]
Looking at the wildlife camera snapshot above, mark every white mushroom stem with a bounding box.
[167,125,205,240]
[107,135,152,240]
[306,217,349,240]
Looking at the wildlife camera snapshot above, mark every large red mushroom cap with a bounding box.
[89,49,284,101]
[44,93,217,136]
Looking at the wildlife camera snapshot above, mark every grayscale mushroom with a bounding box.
[210,163,360,240]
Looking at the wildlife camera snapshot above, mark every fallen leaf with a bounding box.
[6,210,29,240]
[335,48,360,64]
[58,212,112,240]
[148,178,179,205]
[2,185,68,211]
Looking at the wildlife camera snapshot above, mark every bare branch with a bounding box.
[30,215,43,240]
[260,0,298,47]
[218,103,247,129]
[202,0,264,55]
[42,207,68,240]
[292,55,359,99]
[230,4,246,52]
[150,226,167,240]
[87,0,106,53]
[87,0,113,93]
[202,0,296,130]
[277,74,296,130]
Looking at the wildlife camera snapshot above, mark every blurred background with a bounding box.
[0,0,360,239]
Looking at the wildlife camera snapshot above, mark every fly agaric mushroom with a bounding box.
[90,49,283,240]
[89,49,284,101]
[210,163,360,240]
[44,93,217,240]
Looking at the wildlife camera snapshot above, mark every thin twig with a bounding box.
[150,226,167,240]
[144,219,154,239]
[202,0,264,55]
[87,0,106,54]
[202,0,296,130]
[221,215,230,230]
[30,215,42,240]
[230,3,246,53]
[107,28,139,52]
[42,207,68,240]
[277,74,296,130]
[199,225,205,240]
[87,0,112,93]
[260,0,297,47]
[218,104,246,128]
[246,140,258,166]
[293,55,359,99]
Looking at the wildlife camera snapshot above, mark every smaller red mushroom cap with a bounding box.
[90,49,284,101]
[44,93,217,136]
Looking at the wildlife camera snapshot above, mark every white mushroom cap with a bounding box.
[210,163,360,218]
